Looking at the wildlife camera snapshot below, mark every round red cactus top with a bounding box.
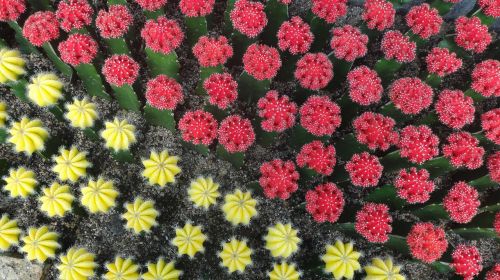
[96,5,133,39]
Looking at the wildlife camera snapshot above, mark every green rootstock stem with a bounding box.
[27,0,52,10]
[406,30,427,47]
[309,17,330,52]
[104,38,130,55]
[203,104,228,121]
[288,125,328,150]
[83,127,101,142]
[261,0,288,46]
[42,43,73,78]
[185,17,208,46]
[379,102,412,123]
[223,0,237,36]
[143,104,176,131]
[0,129,7,144]
[469,175,497,191]
[337,94,359,131]
[473,10,495,26]
[48,104,65,121]
[107,0,127,4]
[9,78,29,102]
[374,59,402,85]
[276,52,299,81]
[253,118,277,147]
[438,38,471,59]
[365,184,407,209]
[216,144,245,168]
[230,31,255,65]
[182,141,210,156]
[430,0,453,15]
[238,72,270,103]
[75,64,110,100]
[112,150,135,163]
[334,133,368,161]
[7,21,39,54]
[196,65,223,95]
[111,84,141,112]
[143,8,165,20]
[327,55,353,91]
[464,89,485,102]
[424,72,442,88]
[145,48,180,79]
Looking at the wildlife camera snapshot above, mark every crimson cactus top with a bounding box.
[443,181,480,224]
[22,11,60,47]
[353,112,398,151]
[311,0,347,23]
[305,182,344,223]
[179,0,215,17]
[407,223,448,263]
[355,203,392,243]
[218,115,256,153]
[481,108,500,145]
[345,152,383,188]
[455,16,492,53]
[435,89,475,129]
[56,0,93,32]
[230,0,267,38]
[178,110,218,146]
[145,75,184,110]
[277,16,314,55]
[243,43,281,80]
[488,151,500,183]
[347,66,383,106]
[296,140,336,175]
[294,53,333,90]
[451,245,483,280]
[203,73,238,109]
[405,4,442,39]
[389,77,433,115]
[141,16,184,55]
[471,59,500,98]
[299,95,341,137]
[102,55,139,87]
[394,167,435,203]
[479,0,500,17]
[425,47,462,77]
[259,159,299,200]
[257,91,297,132]
[381,30,416,63]
[330,25,368,62]
[443,132,484,170]
[96,5,133,39]
[399,125,439,164]
[486,264,500,280]
[134,0,167,11]
[362,0,395,31]
[0,0,25,21]
[192,36,233,67]
[58,34,98,66]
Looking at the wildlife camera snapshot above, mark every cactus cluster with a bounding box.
[0,0,499,279]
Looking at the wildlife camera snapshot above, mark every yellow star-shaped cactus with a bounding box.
[0,214,21,251]
[172,223,207,258]
[122,197,158,234]
[219,238,253,274]
[142,258,181,280]
[0,101,7,127]
[142,150,181,187]
[80,177,119,213]
[0,48,25,84]
[57,247,97,280]
[27,73,64,107]
[364,257,405,280]
[39,182,74,218]
[268,262,301,280]
[2,167,37,198]
[265,223,301,258]
[187,177,220,209]
[101,118,137,151]
[222,189,258,226]
[104,256,140,280]
[52,147,90,182]
[8,117,49,155]
[65,98,98,129]
[322,240,362,280]
[21,226,60,263]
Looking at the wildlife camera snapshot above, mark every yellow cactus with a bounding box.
[268,262,301,280]
[65,98,98,129]
[52,147,90,182]
[219,238,253,273]
[364,257,405,280]
[57,247,97,280]
[80,177,119,213]
[0,48,25,84]
[27,73,64,107]
[8,117,49,155]
[101,118,136,151]
[0,101,7,127]
[142,150,181,187]
[142,258,181,280]
[122,197,158,234]
[0,214,21,251]
[104,256,140,280]
[2,167,37,198]
[265,223,301,258]
[172,223,207,258]
[222,189,257,226]
[39,182,74,217]
[322,240,362,280]
[21,226,59,263]
[187,177,220,209]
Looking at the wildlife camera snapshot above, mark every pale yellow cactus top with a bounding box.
[8,117,49,155]
[27,73,64,107]
[0,48,25,84]
[101,118,136,151]
[65,97,98,129]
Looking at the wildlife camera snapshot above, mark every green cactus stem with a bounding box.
[406,30,426,46]
[276,52,299,81]
[8,78,29,102]
[185,17,208,46]
[430,0,453,15]
[145,48,180,79]
[424,72,442,88]
[309,17,330,52]
[223,0,237,35]
[472,10,496,26]
[334,133,369,161]
[75,63,111,100]
[464,89,485,102]
[112,150,135,163]
[182,141,210,156]
[288,125,328,150]
[374,58,402,84]
[216,144,245,168]
[203,104,228,121]
[365,185,407,209]
[379,102,412,123]
[6,21,39,54]
[27,0,52,10]
[143,105,176,131]
[42,43,73,78]
[253,119,277,147]
[327,55,353,90]
[230,31,255,65]
[238,72,270,103]
[196,65,223,95]
[437,38,470,58]
[104,38,130,55]
[261,0,288,46]
[111,84,141,112]
[143,8,165,20]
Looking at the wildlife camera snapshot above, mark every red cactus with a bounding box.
[277,16,314,55]
[443,132,484,170]
[141,16,184,54]
[257,91,297,132]
[311,0,347,23]
[355,203,392,243]
[178,110,218,146]
[58,34,98,66]
[134,0,167,11]
[218,115,256,153]
[145,75,184,110]
[180,0,215,17]
[192,36,233,67]
[488,151,500,183]
[394,167,435,203]
[426,47,462,77]
[455,16,491,53]
[451,245,483,280]
[305,182,344,223]
[481,109,500,145]
[294,53,333,90]
[471,59,500,98]
[435,89,475,129]
[296,141,336,175]
[102,54,139,87]
[22,11,60,47]
[444,182,480,224]
[405,4,442,39]
[259,159,300,199]
[362,0,395,31]
[381,30,416,63]
[347,66,383,106]
[230,0,267,38]
[0,0,25,21]
[407,222,448,263]
[494,212,500,236]
[243,43,281,80]
[353,112,398,151]
[299,95,341,137]
[389,77,433,115]
[345,152,383,188]
[479,0,500,17]
[96,5,133,39]
[399,125,439,164]
[487,264,500,280]
[203,73,238,109]
[56,0,93,32]
[330,25,368,62]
